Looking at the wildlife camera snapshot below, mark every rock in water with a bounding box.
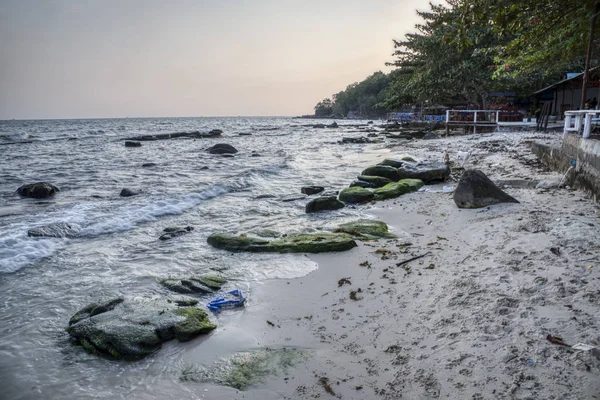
[305,196,344,213]
[360,165,400,181]
[301,186,325,195]
[396,161,450,183]
[207,143,238,154]
[333,219,396,239]
[160,274,225,294]
[338,187,374,204]
[453,169,520,209]
[159,226,194,240]
[207,233,356,253]
[28,222,79,238]
[327,122,338,128]
[16,182,60,198]
[357,175,392,188]
[124,141,142,147]
[66,297,216,360]
[119,188,139,197]
[349,180,376,189]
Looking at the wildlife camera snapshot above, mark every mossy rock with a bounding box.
[356,175,392,188]
[360,165,399,181]
[305,196,344,213]
[333,219,396,239]
[207,233,357,253]
[378,159,405,168]
[160,274,225,294]
[67,297,216,360]
[397,161,450,183]
[196,275,226,290]
[173,308,217,341]
[373,179,424,200]
[338,187,374,204]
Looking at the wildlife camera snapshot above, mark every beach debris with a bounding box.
[546,334,570,347]
[349,288,362,300]
[526,359,536,367]
[396,252,432,267]
[338,277,352,287]
[453,169,519,209]
[572,343,596,351]
[207,289,245,312]
[16,182,60,198]
[550,247,561,256]
[425,263,435,269]
[318,377,336,395]
[359,261,372,268]
[266,320,275,327]
[457,151,470,167]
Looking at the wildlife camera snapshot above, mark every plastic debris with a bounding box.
[207,289,245,312]
[572,343,596,351]
[526,359,536,367]
[546,334,570,347]
[442,186,454,193]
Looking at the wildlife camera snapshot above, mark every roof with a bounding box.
[533,67,599,95]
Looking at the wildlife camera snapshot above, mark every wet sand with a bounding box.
[180,131,600,399]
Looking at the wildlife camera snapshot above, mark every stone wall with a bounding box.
[531,135,600,202]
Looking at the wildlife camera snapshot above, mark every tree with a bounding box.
[314,98,333,116]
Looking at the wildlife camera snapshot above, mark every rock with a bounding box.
[367,121,374,124]
[313,124,325,129]
[207,233,357,253]
[361,165,399,181]
[341,137,378,144]
[16,182,60,198]
[124,141,142,147]
[120,188,139,197]
[207,143,238,154]
[422,132,440,140]
[251,152,261,157]
[349,180,376,189]
[220,154,235,158]
[357,175,393,188]
[301,186,325,195]
[374,179,424,200]
[327,122,339,128]
[333,219,396,239]
[305,196,344,213]
[254,194,277,199]
[378,159,405,168]
[280,194,308,202]
[453,169,520,209]
[396,161,450,183]
[159,226,194,240]
[338,187,374,204]
[141,163,157,167]
[28,222,79,238]
[238,132,252,136]
[208,129,223,136]
[160,274,225,294]
[66,297,216,360]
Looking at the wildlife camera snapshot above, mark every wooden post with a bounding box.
[581,1,600,109]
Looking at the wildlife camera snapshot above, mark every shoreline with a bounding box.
[178,130,600,399]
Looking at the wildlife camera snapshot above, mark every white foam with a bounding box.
[0,231,60,273]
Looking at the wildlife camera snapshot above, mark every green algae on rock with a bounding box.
[207,232,357,253]
[360,165,399,181]
[373,179,424,200]
[160,275,226,295]
[180,348,309,390]
[338,187,374,204]
[333,219,396,239]
[356,175,392,188]
[305,196,344,213]
[66,297,216,360]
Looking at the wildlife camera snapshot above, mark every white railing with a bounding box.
[445,110,500,124]
[564,110,600,138]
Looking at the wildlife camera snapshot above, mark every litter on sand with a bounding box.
[572,343,596,351]
[207,289,246,312]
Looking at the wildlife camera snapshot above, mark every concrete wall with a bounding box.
[531,135,600,202]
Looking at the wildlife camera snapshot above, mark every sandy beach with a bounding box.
[175,130,600,400]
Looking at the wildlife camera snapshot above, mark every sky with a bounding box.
[0,0,432,119]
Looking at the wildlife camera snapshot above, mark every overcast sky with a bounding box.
[0,0,431,119]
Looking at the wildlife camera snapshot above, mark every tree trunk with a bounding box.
[581,1,600,109]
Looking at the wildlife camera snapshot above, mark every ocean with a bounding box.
[0,117,387,399]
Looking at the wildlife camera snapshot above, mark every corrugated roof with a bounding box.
[533,67,599,95]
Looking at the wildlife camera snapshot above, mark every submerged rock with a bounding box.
[373,179,424,200]
[207,143,238,154]
[453,169,520,209]
[16,182,60,198]
[124,141,142,147]
[28,222,79,238]
[396,161,450,183]
[361,165,399,181]
[66,297,216,360]
[207,232,357,253]
[160,274,225,294]
[305,196,344,213]
[357,175,393,188]
[301,186,325,195]
[119,188,139,197]
[333,219,396,239]
[327,122,339,128]
[159,226,194,240]
[338,187,374,204]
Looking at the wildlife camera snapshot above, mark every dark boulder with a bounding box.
[159,226,194,240]
[360,165,399,181]
[378,159,406,168]
[422,132,440,140]
[280,194,308,202]
[357,175,392,188]
[207,143,238,154]
[141,163,157,167]
[125,141,142,147]
[208,129,223,136]
[453,169,520,209]
[66,297,215,360]
[120,188,139,197]
[338,187,374,204]
[313,124,325,129]
[28,222,79,238]
[349,180,376,189]
[327,122,339,128]
[397,161,450,183]
[16,182,60,198]
[160,275,225,294]
[301,186,325,195]
[305,196,344,213]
